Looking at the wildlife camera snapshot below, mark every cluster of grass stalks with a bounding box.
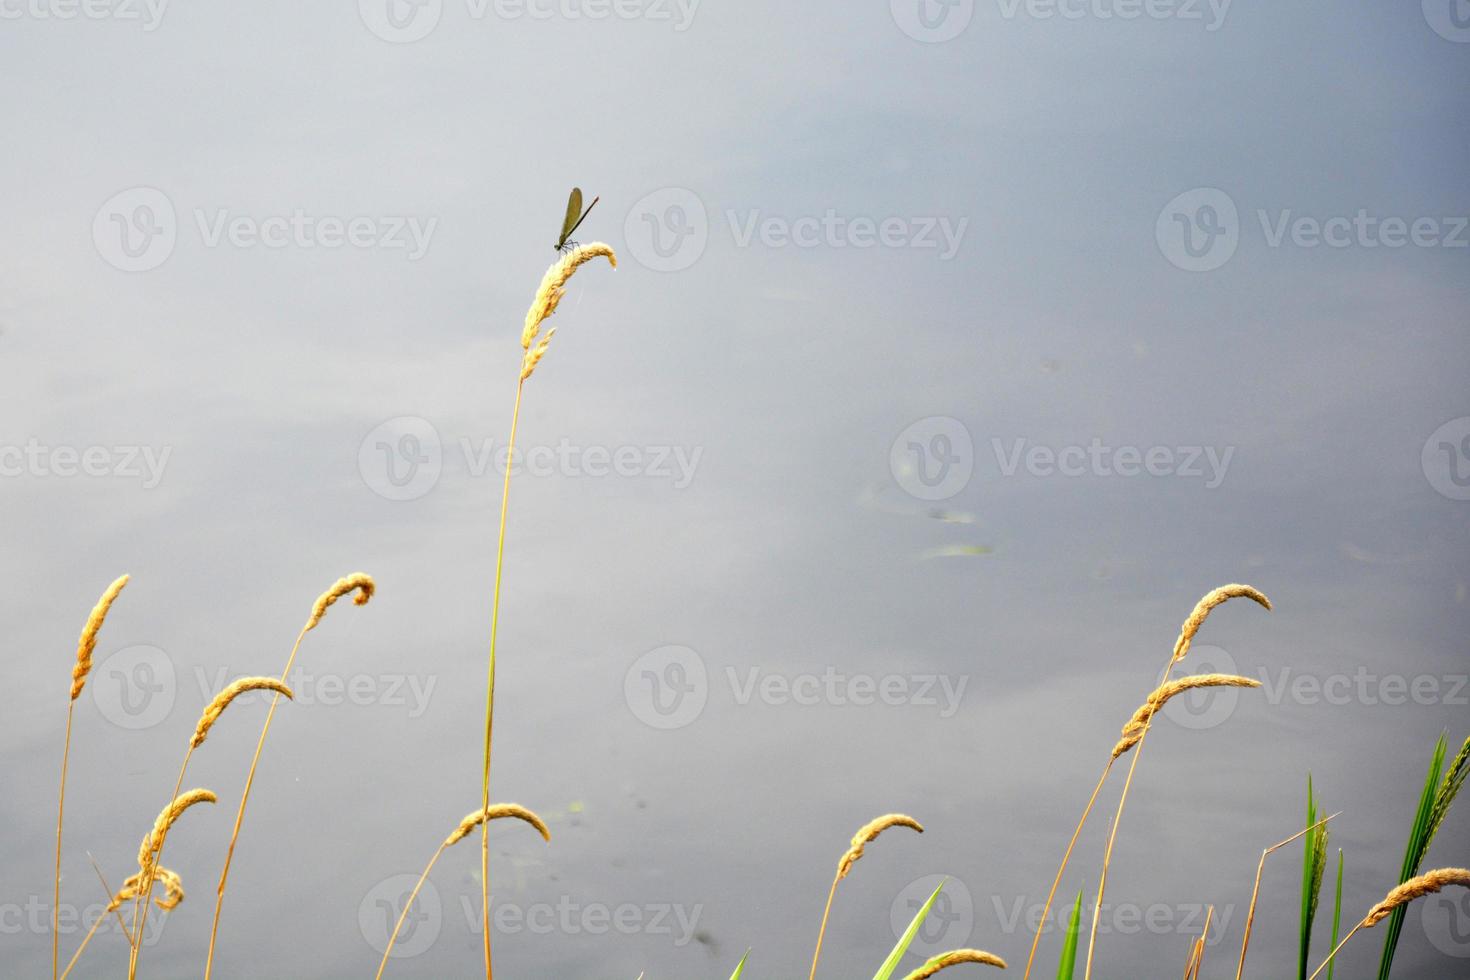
[45,242,1468,978]
[51,573,375,979]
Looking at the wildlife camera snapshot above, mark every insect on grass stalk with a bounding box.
[479,242,615,980]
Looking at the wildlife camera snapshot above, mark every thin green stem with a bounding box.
[482,379,525,980]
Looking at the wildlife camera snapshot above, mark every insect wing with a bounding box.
[559,187,584,245]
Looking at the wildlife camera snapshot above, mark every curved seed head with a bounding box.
[836,813,924,881]
[71,575,130,700]
[305,573,376,632]
[191,677,295,749]
[1172,584,1271,663]
[901,949,1008,979]
[445,803,552,848]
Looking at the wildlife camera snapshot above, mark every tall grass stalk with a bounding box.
[479,243,615,979]
[53,575,130,978]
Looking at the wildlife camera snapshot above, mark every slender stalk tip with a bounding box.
[305,573,376,632]
[192,677,295,749]
[901,949,1008,978]
[71,574,131,700]
[1363,867,1470,927]
[837,813,924,881]
[446,803,552,847]
[1172,584,1271,663]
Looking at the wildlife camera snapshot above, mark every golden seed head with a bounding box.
[520,327,557,381]
[836,813,924,881]
[520,243,617,352]
[1111,674,1262,759]
[305,573,376,632]
[901,949,1008,978]
[112,867,185,912]
[191,677,295,749]
[1363,867,1470,927]
[138,789,217,876]
[445,803,552,848]
[1172,584,1271,663]
[71,574,130,701]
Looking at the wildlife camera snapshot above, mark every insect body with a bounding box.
[555,187,599,253]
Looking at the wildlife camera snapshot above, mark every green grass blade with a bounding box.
[1377,732,1448,980]
[1299,774,1326,980]
[872,880,945,980]
[1427,735,1470,845]
[728,948,751,980]
[1326,849,1343,980]
[1056,886,1083,980]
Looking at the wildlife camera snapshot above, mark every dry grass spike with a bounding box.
[1113,674,1262,759]
[192,678,295,749]
[1363,866,1470,926]
[1172,584,1271,663]
[902,949,1008,978]
[446,803,551,847]
[71,574,130,700]
[138,788,217,877]
[305,572,376,632]
[521,242,617,350]
[838,813,925,880]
